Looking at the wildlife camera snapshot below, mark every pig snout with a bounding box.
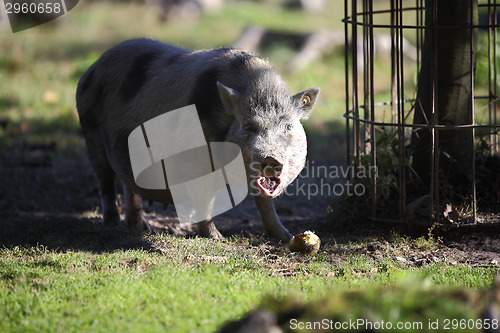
[259,156,283,177]
[257,156,283,197]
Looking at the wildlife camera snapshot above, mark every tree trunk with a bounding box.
[411,0,477,190]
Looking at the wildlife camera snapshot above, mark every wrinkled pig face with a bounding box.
[217,82,321,198]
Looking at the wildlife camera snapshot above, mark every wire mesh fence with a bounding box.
[343,0,500,227]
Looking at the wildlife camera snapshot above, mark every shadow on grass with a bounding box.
[0,109,348,253]
[0,214,153,253]
[0,113,156,253]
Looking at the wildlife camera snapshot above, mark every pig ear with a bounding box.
[217,82,241,115]
[292,87,321,119]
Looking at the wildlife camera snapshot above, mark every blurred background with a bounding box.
[1,0,498,221]
[0,0,352,219]
[0,0,347,144]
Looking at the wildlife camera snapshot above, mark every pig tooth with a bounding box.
[257,176,280,197]
[257,177,272,197]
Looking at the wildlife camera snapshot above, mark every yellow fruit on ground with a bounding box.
[288,230,321,255]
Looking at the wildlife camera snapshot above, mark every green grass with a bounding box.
[264,281,483,332]
[0,234,497,333]
[0,2,498,332]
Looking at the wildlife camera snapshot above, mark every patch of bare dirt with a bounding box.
[0,127,499,265]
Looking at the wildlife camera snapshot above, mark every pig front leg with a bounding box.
[254,196,292,242]
[198,219,223,240]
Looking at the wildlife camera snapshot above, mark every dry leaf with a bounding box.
[443,203,459,223]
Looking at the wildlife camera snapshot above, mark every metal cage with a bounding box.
[343,0,500,226]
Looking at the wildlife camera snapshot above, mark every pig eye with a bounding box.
[302,95,311,106]
[243,124,258,133]
[285,124,293,132]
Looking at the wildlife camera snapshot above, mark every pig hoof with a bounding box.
[103,211,120,225]
[199,221,223,240]
[280,233,293,243]
[143,219,152,233]
[269,229,293,243]
[126,215,149,232]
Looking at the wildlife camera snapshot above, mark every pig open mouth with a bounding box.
[257,176,281,197]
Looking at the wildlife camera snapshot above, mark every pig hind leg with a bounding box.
[123,185,149,231]
[84,133,121,226]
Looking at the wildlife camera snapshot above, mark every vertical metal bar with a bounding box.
[430,0,439,224]
[395,0,402,217]
[416,0,422,73]
[352,0,360,169]
[391,0,397,128]
[345,0,351,167]
[489,0,494,155]
[368,0,376,217]
[470,0,477,224]
[363,0,370,155]
[494,0,499,154]
[398,0,405,110]
[398,0,407,220]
